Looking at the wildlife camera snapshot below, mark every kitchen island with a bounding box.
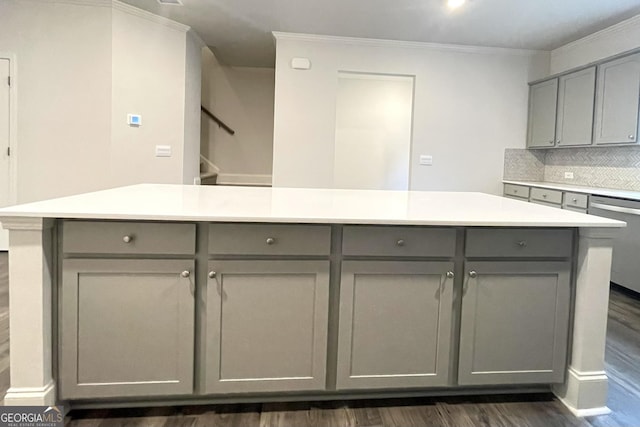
[0,184,625,416]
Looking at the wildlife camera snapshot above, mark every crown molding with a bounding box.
[187,29,206,49]
[112,0,190,33]
[552,14,640,58]
[18,0,111,7]
[272,32,545,57]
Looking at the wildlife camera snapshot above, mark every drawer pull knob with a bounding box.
[122,235,133,243]
[517,240,527,247]
[469,271,478,278]
[629,134,635,140]
[513,189,518,193]
[266,237,275,245]
[396,239,405,247]
[208,271,216,279]
[542,194,547,198]
[549,140,554,144]
[181,270,190,278]
[572,198,578,203]
[446,271,454,279]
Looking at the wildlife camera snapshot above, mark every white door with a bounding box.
[0,58,10,250]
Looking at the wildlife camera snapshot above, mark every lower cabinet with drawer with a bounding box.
[205,223,331,394]
[59,220,197,399]
[459,229,572,386]
[57,221,577,404]
[336,226,457,390]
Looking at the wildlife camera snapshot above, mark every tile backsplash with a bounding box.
[504,147,640,191]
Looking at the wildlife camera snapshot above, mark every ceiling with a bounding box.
[120,0,640,67]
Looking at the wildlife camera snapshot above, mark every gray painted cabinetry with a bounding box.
[527,79,558,148]
[527,67,596,149]
[205,223,331,394]
[337,260,454,390]
[594,53,640,145]
[460,229,572,385]
[58,220,575,402]
[59,221,197,399]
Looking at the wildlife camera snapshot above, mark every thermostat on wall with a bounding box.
[127,114,142,126]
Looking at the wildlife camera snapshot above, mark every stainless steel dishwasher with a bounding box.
[589,195,640,293]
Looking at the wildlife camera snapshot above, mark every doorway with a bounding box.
[333,72,414,190]
[0,58,11,250]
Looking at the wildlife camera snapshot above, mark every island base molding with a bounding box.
[553,368,610,417]
[66,386,553,410]
[3,381,56,406]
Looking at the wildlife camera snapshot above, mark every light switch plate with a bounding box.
[155,145,172,157]
[419,155,433,166]
[564,171,574,179]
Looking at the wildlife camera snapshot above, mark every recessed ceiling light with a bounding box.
[447,0,466,9]
[157,0,183,5]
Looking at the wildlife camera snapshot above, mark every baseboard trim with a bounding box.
[217,174,272,186]
[3,381,57,406]
[552,367,609,417]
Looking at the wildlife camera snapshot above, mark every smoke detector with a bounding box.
[157,0,183,5]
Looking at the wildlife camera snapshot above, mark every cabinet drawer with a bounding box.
[530,187,563,205]
[63,221,195,255]
[208,223,331,256]
[563,192,588,209]
[503,184,530,199]
[342,226,456,257]
[466,228,573,258]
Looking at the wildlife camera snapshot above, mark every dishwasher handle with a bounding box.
[590,202,640,217]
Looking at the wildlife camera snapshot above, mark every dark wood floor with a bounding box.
[0,251,639,426]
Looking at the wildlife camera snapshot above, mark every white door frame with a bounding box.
[0,52,17,206]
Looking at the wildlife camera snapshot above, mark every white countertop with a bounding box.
[503,180,640,202]
[0,184,625,228]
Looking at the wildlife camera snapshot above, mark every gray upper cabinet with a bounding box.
[458,261,570,386]
[556,67,596,147]
[60,259,195,399]
[336,261,454,390]
[594,53,640,145]
[205,260,330,394]
[527,79,558,148]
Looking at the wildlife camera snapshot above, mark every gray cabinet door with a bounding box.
[205,260,330,394]
[527,79,558,148]
[60,259,195,399]
[556,67,596,147]
[594,53,640,145]
[336,261,454,390]
[458,261,570,385]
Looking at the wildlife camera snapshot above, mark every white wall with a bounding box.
[550,14,640,74]
[272,34,549,194]
[0,0,113,203]
[0,0,201,203]
[110,4,189,187]
[201,48,274,185]
[182,30,203,185]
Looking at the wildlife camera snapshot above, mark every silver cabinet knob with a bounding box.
[396,239,405,247]
[517,240,527,247]
[266,237,275,245]
[572,198,578,203]
[181,270,190,278]
[542,194,547,198]
[123,235,133,243]
[549,140,554,144]
[513,189,518,193]
[446,271,454,279]
[208,271,216,279]
[469,270,477,278]
[629,134,635,140]
[556,139,561,143]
